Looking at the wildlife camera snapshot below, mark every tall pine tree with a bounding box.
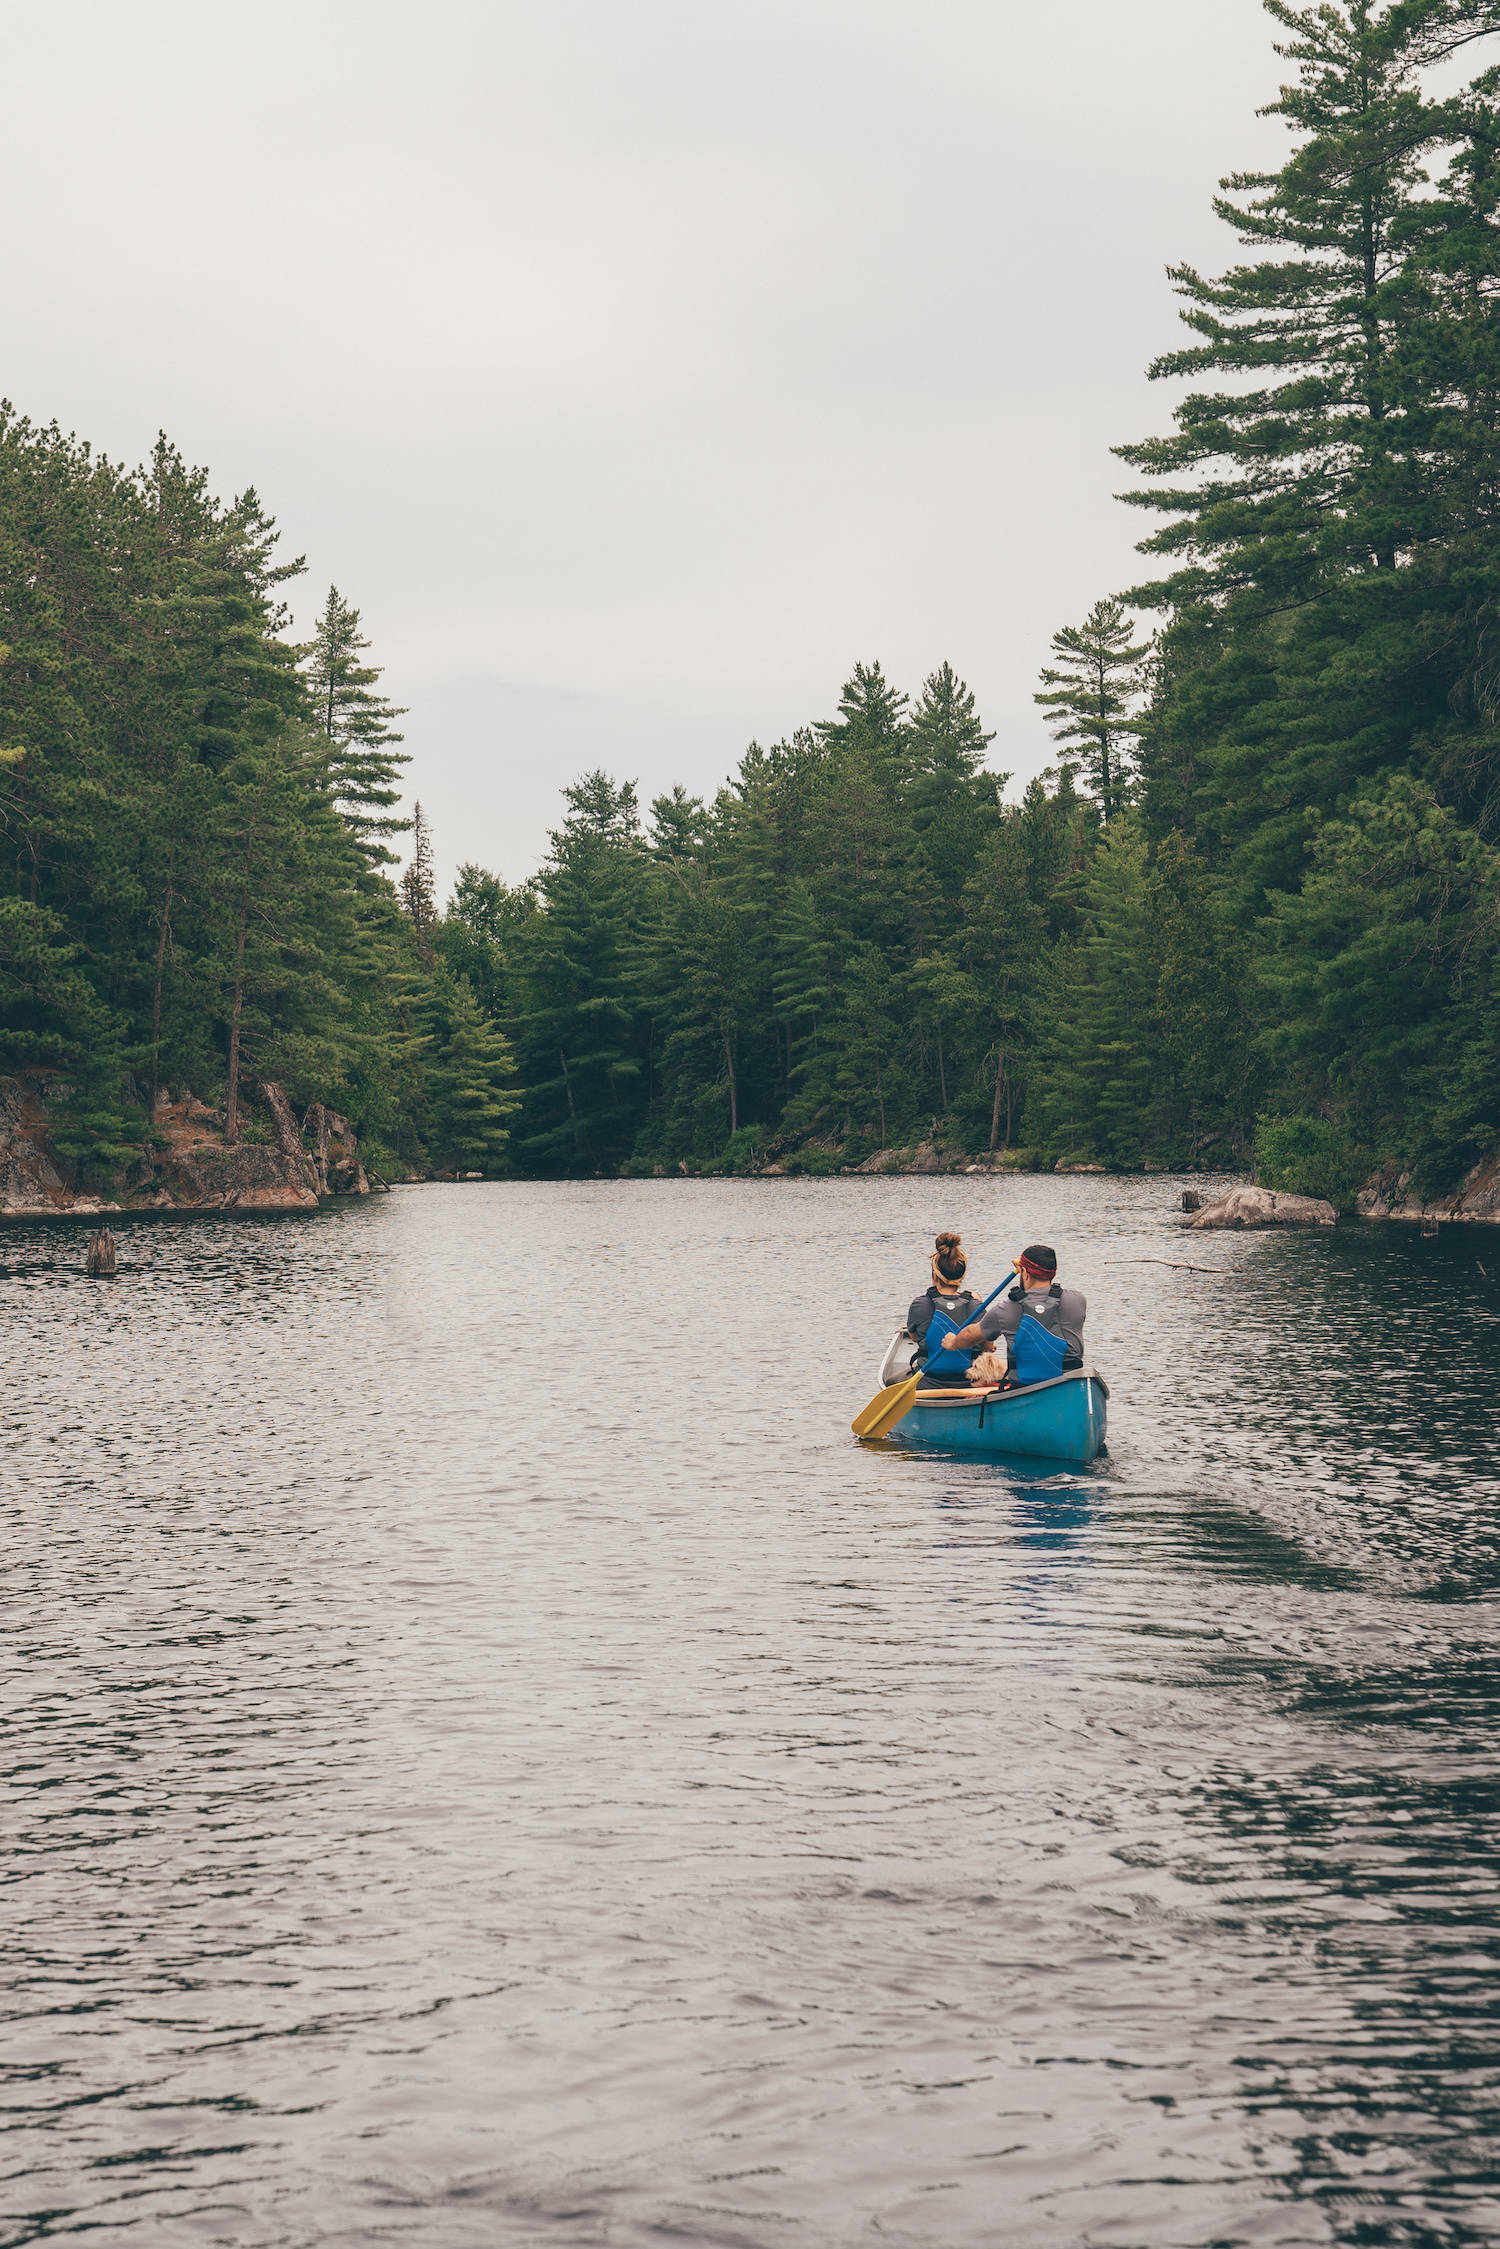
[305,585,410,862]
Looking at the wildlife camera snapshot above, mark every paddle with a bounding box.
[851,1268,1017,1440]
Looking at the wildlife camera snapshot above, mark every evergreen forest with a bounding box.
[5,0,1500,1203]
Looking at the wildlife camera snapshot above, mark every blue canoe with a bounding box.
[892,1369,1109,1464]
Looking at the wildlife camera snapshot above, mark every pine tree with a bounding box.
[439,862,535,1020]
[1030,815,1159,1164]
[1257,773,1498,1181]
[833,947,908,1149]
[958,773,1092,1150]
[424,968,521,1172]
[905,662,1000,943]
[400,801,438,963]
[814,659,909,756]
[1034,600,1147,820]
[305,585,409,861]
[1118,0,1500,890]
[512,772,652,1171]
[770,876,837,1120]
[1149,829,1255,1160]
[642,845,760,1148]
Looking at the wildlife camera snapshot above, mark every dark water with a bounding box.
[3,1177,1499,2248]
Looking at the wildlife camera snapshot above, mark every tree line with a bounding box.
[4,0,1500,1204]
[0,418,516,1180]
[442,0,1500,1200]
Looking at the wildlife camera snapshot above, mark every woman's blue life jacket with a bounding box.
[1010,1284,1070,1385]
[920,1286,979,1380]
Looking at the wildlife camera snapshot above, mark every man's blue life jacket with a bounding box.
[1008,1283,1071,1384]
[1012,1312,1068,1385]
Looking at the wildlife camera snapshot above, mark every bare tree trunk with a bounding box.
[558,1047,583,1158]
[722,1029,738,1137]
[989,1048,1006,1152]
[305,1100,331,1194]
[224,880,250,1145]
[148,879,173,1121]
[875,1054,886,1147]
[936,1023,948,1111]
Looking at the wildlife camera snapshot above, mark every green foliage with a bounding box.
[510,771,651,1173]
[304,584,409,862]
[1256,775,1499,1185]
[0,412,517,1177]
[399,801,439,962]
[423,968,520,1173]
[7,0,1500,1208]
[1034,600,1147,820]
[720,1125,770,1174]
[440,864,535,1019]
[780,1146,844,1177]
[1031,817,1160,1167]
[49,1077,148,1185]
[1254,1116,1369,1210]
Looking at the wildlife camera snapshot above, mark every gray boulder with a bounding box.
[1184,1184,1336,1229]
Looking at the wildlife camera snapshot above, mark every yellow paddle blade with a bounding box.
[851,1370,921,1440]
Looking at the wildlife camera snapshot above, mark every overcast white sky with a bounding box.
[0,0,1286,890]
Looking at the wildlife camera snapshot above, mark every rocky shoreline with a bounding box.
[752,1136,1500,1223]
[7,1085,1498,1226]
[0,1072,370,1216]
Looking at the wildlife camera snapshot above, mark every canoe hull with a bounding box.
[892,1369,1108,1464]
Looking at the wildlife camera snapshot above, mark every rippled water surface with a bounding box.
[3,1176,1500,2248]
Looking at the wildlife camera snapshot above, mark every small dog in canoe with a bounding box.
[966,1350,1009,1388]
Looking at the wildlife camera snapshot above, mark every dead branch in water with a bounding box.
[1108,1258,1220,1274]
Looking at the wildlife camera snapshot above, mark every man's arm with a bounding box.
[955,1299,1020,1351]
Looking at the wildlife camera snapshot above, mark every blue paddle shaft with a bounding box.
[924,1269,1016,1360]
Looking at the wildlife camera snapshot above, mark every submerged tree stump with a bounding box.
[85,1227,117,1278]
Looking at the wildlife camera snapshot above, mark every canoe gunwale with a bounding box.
[910,1366,1110,1406]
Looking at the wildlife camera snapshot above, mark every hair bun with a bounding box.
[935,1230,962,1252]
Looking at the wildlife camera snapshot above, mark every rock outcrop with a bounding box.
[1184,1184,1337,1229]
[848,1141,1030,1176]
[303,1102,370,1196]
[1358,1150,1500,1225]
[0,1071,371,1216]
[0,1076,82,1213]
[852,1139,964,1175]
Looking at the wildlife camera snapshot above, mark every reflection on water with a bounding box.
[1,1177,1497,2246]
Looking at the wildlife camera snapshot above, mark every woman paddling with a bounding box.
[905,1232,982,1388]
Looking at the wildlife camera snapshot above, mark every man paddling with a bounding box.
[950,1243,1086,1380]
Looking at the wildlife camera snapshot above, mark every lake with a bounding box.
[3,1175,1498,2247]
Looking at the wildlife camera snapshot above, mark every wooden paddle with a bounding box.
[851,1268,1017,1440]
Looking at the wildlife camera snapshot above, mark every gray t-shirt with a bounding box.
[980,1284,1087,1359]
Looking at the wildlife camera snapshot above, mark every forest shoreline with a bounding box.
[10,1143,1498,1231]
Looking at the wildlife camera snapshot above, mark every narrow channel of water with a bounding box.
[2,1176,1497,2246]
